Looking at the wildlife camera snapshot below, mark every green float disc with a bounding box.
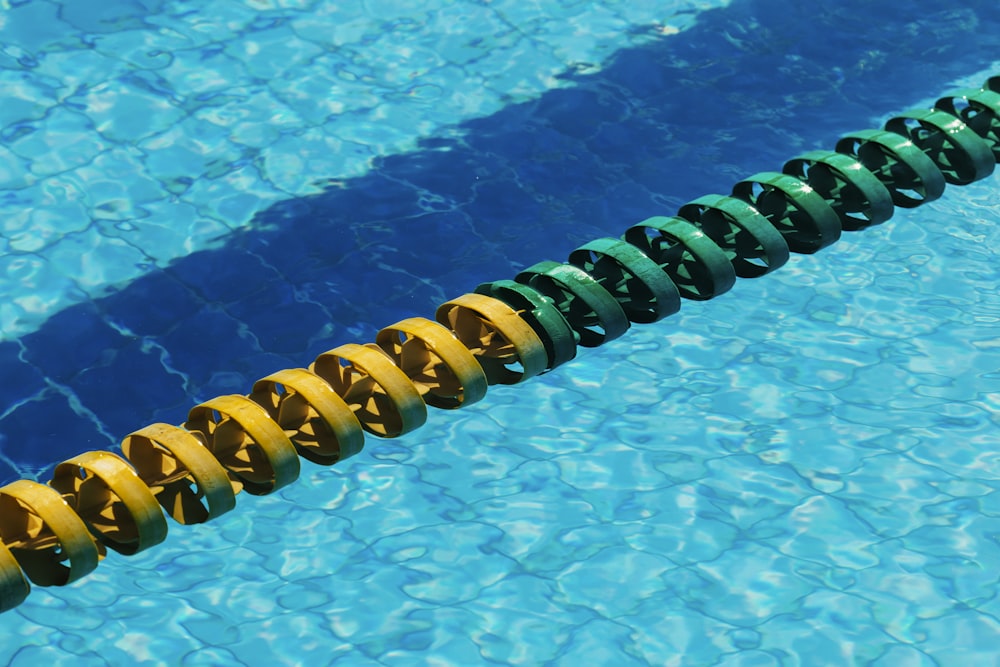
[568,238,681,324]
[935,88,1000,163]
[834,129,946,209]
[624,216,736,300]
[475,280,577,371]
[782,150,894,231]
[884,108,995,185]
[731,172,842,254]
[435,293,549,385]
[676,194,789,278]
[515,261,630,348]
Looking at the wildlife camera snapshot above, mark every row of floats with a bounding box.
[2,76,999,613]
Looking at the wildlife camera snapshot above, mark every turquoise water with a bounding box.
[1,0,1000,665]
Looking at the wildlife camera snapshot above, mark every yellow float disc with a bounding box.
[185,394,301,496]
[51,451,169,556]
[435,293,547,385]
[249,367,365,465]
[375,317,488,409]
[122,423,238,524]
[0,540,29,613]
[0,479,101,586]
[311,343,427,438]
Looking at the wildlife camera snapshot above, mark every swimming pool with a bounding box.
[1,0,999,664]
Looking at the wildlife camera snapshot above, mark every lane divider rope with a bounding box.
[1,75,998,614]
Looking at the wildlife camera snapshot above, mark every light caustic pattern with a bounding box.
[1,76,998,614]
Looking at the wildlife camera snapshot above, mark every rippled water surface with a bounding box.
[1,0,999,665]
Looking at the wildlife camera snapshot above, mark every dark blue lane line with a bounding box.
[2,0,999,483]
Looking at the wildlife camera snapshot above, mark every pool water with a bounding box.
[1,0,999,665]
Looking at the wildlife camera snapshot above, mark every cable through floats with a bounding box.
[1,76,999,614]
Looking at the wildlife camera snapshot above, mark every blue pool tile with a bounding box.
[165,247,283,306]
[34,47,129,97]
[102,270,205,337]
[0,341,46,408]
[105,202,229,268]
[0,1,72,63]
[54,0,167,34]
[226,285,335,357]
[535,87,630,140]
[259,129,363,195]
[0,457,18,485]
[0,253,82,339]
[144,1,256,48]
[0,389,112,475]
[0,69,61,131]
[138,117,245,194]
[0,145,30,192]
[7,108,105,182]
[270,61,383,127]
[71,339,188,437]
[75,149,169,217]
[4,194,86,253]
[223,26,323,82]
[157,302,263,396]
[45,229,153,299]
[157,51,249,109]
[175,165,286,232]
[76,77,185,144]
[88,28,183,71]
[192,87,304,152]
[378,144,490,207]
[21,302,129,383]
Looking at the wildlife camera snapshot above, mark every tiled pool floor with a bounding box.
[1,1,999,665]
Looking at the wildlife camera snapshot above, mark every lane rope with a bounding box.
[1,75,997,614]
